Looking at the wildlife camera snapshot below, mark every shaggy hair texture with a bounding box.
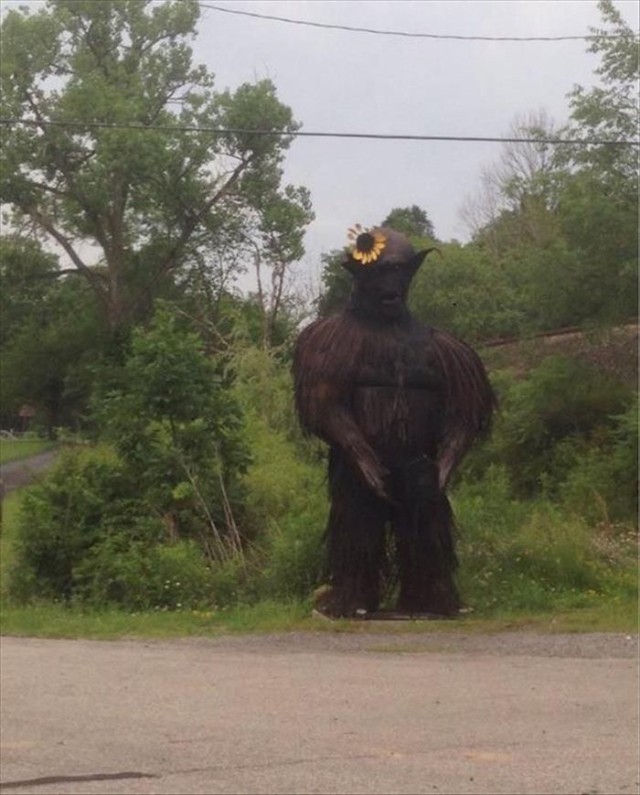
[294,229,495,617]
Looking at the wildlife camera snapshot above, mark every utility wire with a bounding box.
[1,117,638,146]
[199,2,637,42]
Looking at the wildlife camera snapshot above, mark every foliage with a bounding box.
[315,248,352,318]
[455,466,637,614]
[9,446,140,603]
[94,304,250,559]
[73,537,219,610]
[559,0,639,192]
[241,416,326,600]
[244,183,315,348]
[408,241,525,341]
[0,0,308,331]
[0,267,107,433]
[7,445,244,609]
[0,236,59,347]
[454,3,639,336]
[467,356,635,499]
[381,205,436,240]
[558,396,638,524]
[232,346,327,599]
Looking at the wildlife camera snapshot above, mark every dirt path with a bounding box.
[1,632,638,795]
[0,450,58,496]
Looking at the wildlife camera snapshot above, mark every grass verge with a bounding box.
[1,490,637,640]
[0,439,55,465]
[0,600,636,640]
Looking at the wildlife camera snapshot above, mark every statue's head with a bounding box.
[342,225,434,322]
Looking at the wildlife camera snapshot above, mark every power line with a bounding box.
[199,2,637,42]
[1,117,638,147]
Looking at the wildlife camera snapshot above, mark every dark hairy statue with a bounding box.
[293,227,496,618]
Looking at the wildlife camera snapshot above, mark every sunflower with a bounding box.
[347,224,387,265]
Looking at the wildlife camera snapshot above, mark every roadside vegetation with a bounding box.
[0,437,56,465]
[0,0,636,637]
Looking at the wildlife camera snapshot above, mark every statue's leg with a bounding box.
[391,458,460,616]
[318,450,389,618]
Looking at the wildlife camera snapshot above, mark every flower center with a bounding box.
[356,232,376,253]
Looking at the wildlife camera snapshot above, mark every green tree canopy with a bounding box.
[0,0,309,331]
[381,205,437,241]
[559,0,639,192]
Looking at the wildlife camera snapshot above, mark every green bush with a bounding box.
[73,536,217,610]
[470,356,634,497]
[93,305,250,558]
[258,510,326,600]
[454,466,637,614]
[237,389,328,600]
[558,396,638,524]
[8,447,139,602]
[7,446,244,610]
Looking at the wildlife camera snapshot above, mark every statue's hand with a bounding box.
[345,437,390,501]
[357,455,390,502]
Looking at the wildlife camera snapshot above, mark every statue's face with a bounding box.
[355,261,416,321]
[342,227,432,322]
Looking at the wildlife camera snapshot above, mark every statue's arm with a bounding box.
[293,320,389,500]
[431,328,497,489]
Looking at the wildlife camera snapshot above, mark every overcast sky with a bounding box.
[2,0,638,290]
[191,0,638,284]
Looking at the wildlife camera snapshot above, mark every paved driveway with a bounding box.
[1,632,638,794]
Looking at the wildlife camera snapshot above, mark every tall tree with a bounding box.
[381,205,436,241]
[0,236,59,347]
[553,0,639,323]
[558,0,638,191]
[461,110,560,250]
[0,0,308,332]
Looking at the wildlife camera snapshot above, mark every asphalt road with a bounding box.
[1,632,638,795]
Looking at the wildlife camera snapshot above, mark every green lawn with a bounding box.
[0,438,55,465]
[0,598,636,640]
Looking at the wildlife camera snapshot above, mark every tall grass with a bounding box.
[454,466,637,617]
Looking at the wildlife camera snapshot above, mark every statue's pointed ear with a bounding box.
[408,247,439,273]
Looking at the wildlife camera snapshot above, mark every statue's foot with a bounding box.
[312,584,378,619]
[397,580,461,618]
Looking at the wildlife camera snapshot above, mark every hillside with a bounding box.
[480,323,638,386]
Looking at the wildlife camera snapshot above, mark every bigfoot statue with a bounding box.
[293,225,495,618]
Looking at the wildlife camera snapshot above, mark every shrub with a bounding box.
[454,466,637,615]
[8,446,139,602]
[73,536,217,610]
[473,356,634,496]
[93,305,250,560]
[258,510,326,600]
[238,400,328,600]
[558,396,638,524]
[8,446,243,610]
